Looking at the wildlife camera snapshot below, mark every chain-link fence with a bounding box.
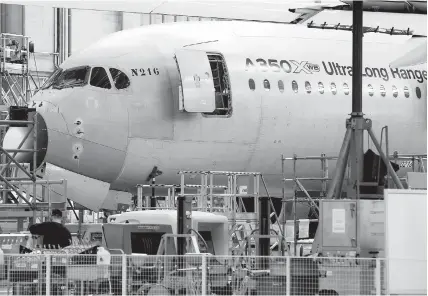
[0,253,387,295]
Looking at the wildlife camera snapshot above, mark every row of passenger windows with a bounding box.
[41,66,131,91]
[248,79,422,99]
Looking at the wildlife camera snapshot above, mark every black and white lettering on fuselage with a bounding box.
[245,58,320,74]
[245,58,427,84]
[322,61,427,83]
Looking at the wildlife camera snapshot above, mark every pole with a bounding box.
[258,196,270,257]
[286,256,291,296]
[333,127,352,199]
[177,195,186,256]
[352,1,363,116]
[293,155,297,256]
[150,178,156,208]
[201,254,207,295]
[348,1,365,200]
[137,185,143,210]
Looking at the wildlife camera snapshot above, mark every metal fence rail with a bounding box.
[0,254,387,295]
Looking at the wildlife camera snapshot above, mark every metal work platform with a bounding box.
[0,107,67,231]
[281,150,427,255]
[0,33,32,106]
[0,33,55,107]
[134,170,284,255]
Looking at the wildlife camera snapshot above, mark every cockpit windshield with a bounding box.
[41,66,90,90]
[40,68,62,90]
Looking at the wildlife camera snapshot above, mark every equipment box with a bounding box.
[256,275,286,295]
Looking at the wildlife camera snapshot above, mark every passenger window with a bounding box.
[109,68,130,89]
[318,82,324,94]
[404,86,410,98]
[330,83,337,95]
[305,81,311,94]
[278,80,284,93]
[416,87,421,99]
[343,83,350,95]
[380,85,386,97]
[292,80,298,93]
[367,84,374,96]
[264,79,270,91]
[392,86,398,98]
[249,79,255,90]
[90,67,111,89]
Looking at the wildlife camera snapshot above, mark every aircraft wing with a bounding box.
[0,0,344,23]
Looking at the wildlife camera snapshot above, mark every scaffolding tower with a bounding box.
[0,108,67,231]
[0,32,65,231]
[0,33,54,107]
[134,171,285,254]
[0,33,32,106]
[281,150,427,255]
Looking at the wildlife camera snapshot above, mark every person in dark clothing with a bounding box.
[29,209,72,249]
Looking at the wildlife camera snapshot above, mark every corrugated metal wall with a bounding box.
[0,4,215,76]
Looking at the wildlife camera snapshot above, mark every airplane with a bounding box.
[1,1,427,216]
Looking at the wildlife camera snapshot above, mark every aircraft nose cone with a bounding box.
[2,113,48,168]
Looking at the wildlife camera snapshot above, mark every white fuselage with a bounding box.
[5,21,427,210]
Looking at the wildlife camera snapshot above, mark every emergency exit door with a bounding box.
[174,49,216,113]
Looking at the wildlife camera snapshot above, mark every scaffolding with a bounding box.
[0,33,56,107]
[0,33,32,106]
[134,171,285,254]
[0,108,67,231]
[176,171,284,254]
[281,151,427,255]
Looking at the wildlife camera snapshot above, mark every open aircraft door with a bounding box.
[174,49,216,113]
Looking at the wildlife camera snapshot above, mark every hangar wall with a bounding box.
[0,4,214,77]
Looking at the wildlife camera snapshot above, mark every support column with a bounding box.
[55,8,70,64]
[150,178,156,208]
[348,1,364,200]
[258,196,270,269]
[177,195,192,255]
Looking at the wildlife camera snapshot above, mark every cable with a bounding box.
[188,228,209,253]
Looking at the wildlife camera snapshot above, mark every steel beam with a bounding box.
[326,127,352,199]
[258,196,270,259]
[352,1,363,116]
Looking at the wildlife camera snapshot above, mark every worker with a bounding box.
[29,209,72,249]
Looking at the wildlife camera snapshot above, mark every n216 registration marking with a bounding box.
[131,68,160,76]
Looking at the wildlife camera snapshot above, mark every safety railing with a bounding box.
[0,253,390,295]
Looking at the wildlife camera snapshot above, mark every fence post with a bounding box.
[286,256,291,296]
[46,254,51,296]
[375,258,381,295]
[121,254,127,295]
[201,254,207,295]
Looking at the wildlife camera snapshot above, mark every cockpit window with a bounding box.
[40,68,63,90]
[52,66,90,90]
[109,68,130,90]
[90,67,111,89]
